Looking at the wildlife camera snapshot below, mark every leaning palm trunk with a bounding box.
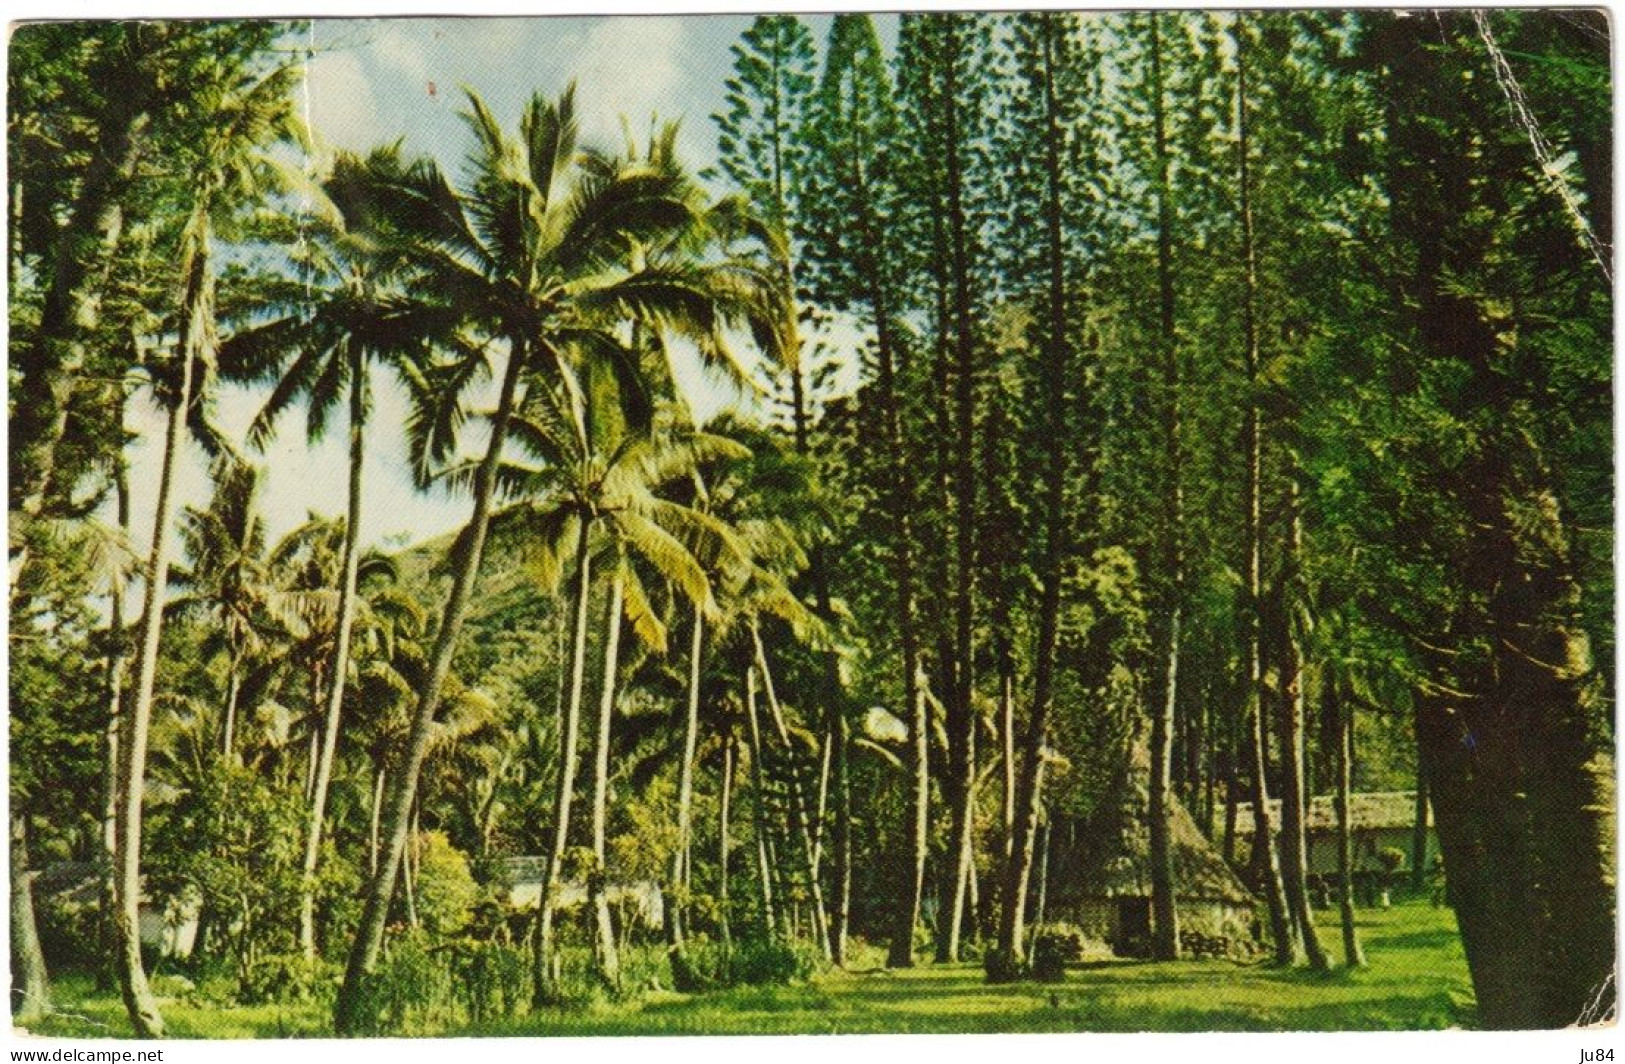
[334,339,525,1035]
[588,564,626,990]
[113,217,213,1038]
[100,455,130,972]
[12,813,50,1025]
[743,667,779,935]
[533,519,594,1005]
[299,353,367,962]
[670,603,704,950]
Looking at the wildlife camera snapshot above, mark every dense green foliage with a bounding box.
[8,11,1612,1036]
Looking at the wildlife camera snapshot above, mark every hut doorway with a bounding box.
[1117,897,1151,941]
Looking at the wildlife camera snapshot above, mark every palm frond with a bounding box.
[613,509,712,615]
[619,565,668,653]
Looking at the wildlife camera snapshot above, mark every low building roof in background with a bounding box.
[1226,792,1420,836]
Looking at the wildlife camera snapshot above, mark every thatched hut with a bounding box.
[1043,736,1258,958]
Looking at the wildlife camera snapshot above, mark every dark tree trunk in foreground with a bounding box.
[1379,12,1615,1028]
[1146,11,1181,962]
[334,339,524,1035]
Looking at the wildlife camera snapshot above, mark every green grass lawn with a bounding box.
[24,899,1473,1038]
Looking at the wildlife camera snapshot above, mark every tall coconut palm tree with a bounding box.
[111,57,300,1039]
[489,352,747,996]
[332,86,786,1033]
[220,147,458,962]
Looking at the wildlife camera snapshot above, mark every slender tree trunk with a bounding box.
[368,766,384,878]
[589,563,626,990]
[1234,15,1296,968]
[1000,666,1015,858]
[1410,763,1430,894]
[784,170,850,970]
[844,118,925,969]
[744,667,778,936]
[1032,808,1051,930]
[113,216,214,1037]
[533,519,593,1005]
[997,13,1075,972]
[826,701,851,966]
[811,735,832,874]
[99,453,130,978]
[335,336,526,1035]
[1331,679,1364,968]
[670,603,704,950]
[1277,486,1329,970]
[719,735,734,948]
[403,802,419,929]
[11,814,50,1025]
[1145,10,1183,964]
[933,15,981,968]
[1222,751,1240,867]
[299,354,368,962]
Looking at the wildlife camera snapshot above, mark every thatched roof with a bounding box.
[1074,735,1255,907]
[1226,792,1419,837]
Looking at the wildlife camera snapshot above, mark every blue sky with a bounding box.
[119,14,895,559]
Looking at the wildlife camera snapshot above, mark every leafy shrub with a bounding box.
[36,887,102,971]
[983,947,1028,984]
[449,939,527,1025]
[670,936,818,990]
[413,831,479,936]
[237,952,335,1006]
[668,943,718,993]
[1031,923,1086,982]
[348,930,458,1036]
[726,936,817,986]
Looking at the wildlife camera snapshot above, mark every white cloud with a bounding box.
[304,49,380,154]
[372,23,430,81]
[572,17,689,151]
